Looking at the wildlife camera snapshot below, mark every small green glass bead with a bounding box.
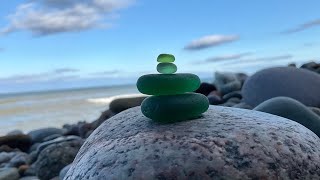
[136,73,201,95]
[157,63,177,74]
[141,92,209,123]
[157,54,175,63]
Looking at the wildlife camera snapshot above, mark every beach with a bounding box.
[0,85,139,135]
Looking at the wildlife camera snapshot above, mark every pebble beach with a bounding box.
[1,61,320,179]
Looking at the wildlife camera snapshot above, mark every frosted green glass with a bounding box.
[137,73,200,95]
[141,93,209,123]
[157,54,175,63]
[157,63,177,74]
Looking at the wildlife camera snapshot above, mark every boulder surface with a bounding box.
[242,67,320,107]
[65,106,320,180]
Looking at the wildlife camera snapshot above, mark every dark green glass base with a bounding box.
[141,92,209,123]
[137,73,201,95]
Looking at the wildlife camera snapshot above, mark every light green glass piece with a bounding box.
[136,73,201,95]
[157,63,177,74]
[141,92,209,123]
[157,54,175,63]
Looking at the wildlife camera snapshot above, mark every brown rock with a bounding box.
[0,135,31,152]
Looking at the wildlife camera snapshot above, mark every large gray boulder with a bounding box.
[65,106,320,179]
[242,67,320,107]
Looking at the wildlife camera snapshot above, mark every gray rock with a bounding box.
[65,106,320,179]
[310,107,320,117]
[5,152,30,168]
[232,102,253,110]
[207,94,223,105]
[10,154,30,168]
[42,134,62,142]
[33,139,83,180]
[242,67,320,107]
[28,128,63,144]
[109,95,148,114]
[214,72,243,95]
[0,152,15,164]
[222,91,242,101]
[0,168,19,180]
[254,96,320,137]
[59,164,71,180]
[227,97,241,104]
[19,176,39,180]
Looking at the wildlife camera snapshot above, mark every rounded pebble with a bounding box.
[141,92,209,122]
[137,73,201,95]
[157,54,175,63]
[156,63,177,74]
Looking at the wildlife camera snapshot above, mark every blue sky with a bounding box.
[0,0,320,93]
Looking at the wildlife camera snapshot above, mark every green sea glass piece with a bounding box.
[141,92,209,123]
[137,73,201,95]
[157,62,177,74]
[157,54,175,63]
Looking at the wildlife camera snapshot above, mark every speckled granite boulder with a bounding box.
[65,106,320,180]
[242,67,320,107]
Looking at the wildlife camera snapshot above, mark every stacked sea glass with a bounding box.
[137,54,209,123]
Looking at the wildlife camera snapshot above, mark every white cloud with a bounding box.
[282,19,320,34]
[184,35,239,50]
[1,0,134,36]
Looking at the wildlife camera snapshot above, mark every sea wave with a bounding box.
[87,93,144,105]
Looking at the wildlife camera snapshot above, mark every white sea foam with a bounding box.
[87,93,145,105]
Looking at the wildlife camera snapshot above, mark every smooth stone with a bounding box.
[156,62,177,74]
[32,139,84,180]
[310,107,320,117]
[0,168,19,180]
[254,96,320,137]
[0,135,32,152]
[141,93,209,122]
[157,54,175,63]
[227,97,241,104]
[242,67,320,107]
[232,102,253,110]
[137,73,201,95]
[65,106,320,179]
[19,176,40,180]
[5,152,30,168]
[194,83,217,96]
[214,72,244,95]
[28,128,63,144]
[219,81,242,96]
[207,94,223,105]
[222,91,242,101]
[109,95,148,114]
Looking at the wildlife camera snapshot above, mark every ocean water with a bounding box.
[0,85,139,135]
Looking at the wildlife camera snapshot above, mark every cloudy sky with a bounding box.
[0,0,320,93]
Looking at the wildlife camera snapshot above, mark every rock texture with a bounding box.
[242,67,320,107]
[65,106,320,180]
[32,139,83,180]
